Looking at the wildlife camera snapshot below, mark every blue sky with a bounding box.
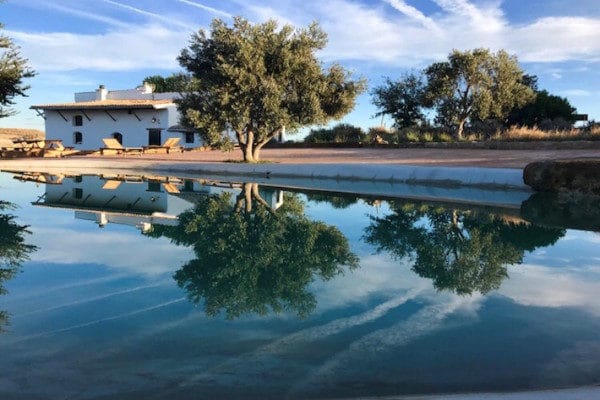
[1,0,599,133]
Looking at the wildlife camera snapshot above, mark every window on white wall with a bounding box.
[73,131,83,144]
[73,115,83,126]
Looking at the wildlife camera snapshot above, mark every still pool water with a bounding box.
[0,171,599,399]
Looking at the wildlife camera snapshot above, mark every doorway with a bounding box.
[148,129,162,146]
[112,132,123,144]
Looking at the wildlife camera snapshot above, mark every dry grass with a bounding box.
[491,125,600,142]
[0,128,45,140]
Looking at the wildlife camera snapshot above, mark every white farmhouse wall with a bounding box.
[44,175,170,213]
[45,107,202,150]
[38,85,211,149]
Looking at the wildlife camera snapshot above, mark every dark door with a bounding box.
[148,129,162,146]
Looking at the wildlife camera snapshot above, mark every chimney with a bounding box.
[96,84,108,101]
[142,81,155,94]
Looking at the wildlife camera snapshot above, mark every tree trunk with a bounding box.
[456,119,466,140]
[250,127,282,162]
[241,130,256,163]
[234,183,274,214]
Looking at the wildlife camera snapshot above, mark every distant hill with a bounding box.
[0,128,45,140]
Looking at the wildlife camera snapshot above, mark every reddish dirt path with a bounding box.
[85,147,600,168]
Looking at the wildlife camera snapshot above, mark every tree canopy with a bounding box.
[0,201,38,331]
[142,73,189,93]
[507,89,576,128]
[364,201,564,295]
[423,48,534,139]
[147,184,358,319]
[0,22,35,118]
[371,73,425,129]
[177,17,366,162]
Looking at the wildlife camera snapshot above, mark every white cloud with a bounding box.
[7,0,600,72]
[7,26,190,71]
[511,17,600,63]
[499,263,600,316]
[29,226,193,276]
[561,89,592,96]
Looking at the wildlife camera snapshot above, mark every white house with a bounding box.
[29,173,284,233]
[30,83,203,150]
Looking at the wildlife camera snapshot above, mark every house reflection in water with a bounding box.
[20,172,284,233]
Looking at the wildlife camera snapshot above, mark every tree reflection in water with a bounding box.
[148,183,358,319]
[0,201,38,331]
[364,201,565,295]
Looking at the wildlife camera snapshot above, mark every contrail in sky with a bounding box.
[103,0,196,30]
[178,0,233,19]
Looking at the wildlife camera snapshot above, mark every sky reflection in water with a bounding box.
[0,171,599,399]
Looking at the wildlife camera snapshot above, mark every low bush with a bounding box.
[304,123,366,143]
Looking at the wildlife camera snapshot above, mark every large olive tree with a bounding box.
[0,21,35,118]
[423,49,534,139]
[148,185,358,319]
[177,17,366,162]
[364,201,564,295]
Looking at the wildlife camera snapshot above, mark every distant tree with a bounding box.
[423,49,534,139]
[507,90,576,128]
[177,17,366,162]
[305,192,360,209]
[521,74,539,91]
[371,73,426,129]
[364,201,564,295]
[147,185,358,319]
[0,21,35,118]
[142,73,189,93]
[304,123,366,144]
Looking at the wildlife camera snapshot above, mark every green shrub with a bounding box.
[436,133,453,142]
[405,131,420,142]
[421,132,434,142]
[305,123,366,143]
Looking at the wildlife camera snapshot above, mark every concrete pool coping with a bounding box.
[0,157,533,208]
[0,157,528,189]
[351,385,599,399]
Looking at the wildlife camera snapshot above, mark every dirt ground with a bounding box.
[82,147,600,169]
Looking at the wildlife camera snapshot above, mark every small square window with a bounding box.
[73,188,83,199]
[73,115,83,126]
[185,132,195,144]
[147,181,161,192]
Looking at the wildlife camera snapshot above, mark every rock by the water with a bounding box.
[521,191,600,232]
[523,158,600,196]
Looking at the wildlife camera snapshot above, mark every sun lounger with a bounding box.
[162,183,181,194]
[142,137,184,154]
[102,180,122,190]
[42,140,78,158]
[100,138,143,155]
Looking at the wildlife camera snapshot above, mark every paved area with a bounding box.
[82,147,600,168]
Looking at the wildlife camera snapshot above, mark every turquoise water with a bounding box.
[0,171,599,399]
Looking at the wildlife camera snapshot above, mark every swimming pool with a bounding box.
[0,171,598,399]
